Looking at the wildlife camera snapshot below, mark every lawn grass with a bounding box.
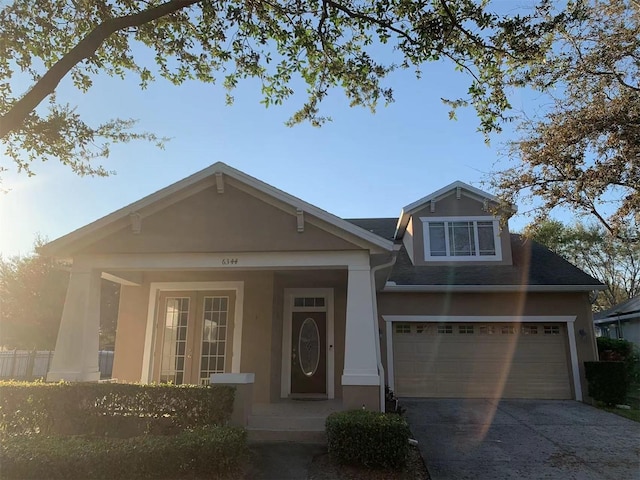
[604,407,640,423]
[601,384,640,423]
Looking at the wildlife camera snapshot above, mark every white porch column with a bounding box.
[342,264,380,409]
[47,267,101,382]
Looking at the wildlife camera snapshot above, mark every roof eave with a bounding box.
[383,283,607,293]
[393,181,516,240]
[40,162,394,257]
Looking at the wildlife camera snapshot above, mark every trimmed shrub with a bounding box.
[0,381,235,437]
[0,425,247,479]
[597,337,640,384]
[584,361,627,406]
[326,409,410,469]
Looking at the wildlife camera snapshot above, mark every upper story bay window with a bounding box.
[421,217,502,261]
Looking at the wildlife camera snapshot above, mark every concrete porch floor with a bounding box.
[247,399,342,443]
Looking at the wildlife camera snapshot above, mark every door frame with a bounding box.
[142,281,245,383]
[281,288,334,399]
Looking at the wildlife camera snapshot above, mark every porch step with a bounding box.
[247,429,327,444]
[247,414,326,432]
[245,400,341,444]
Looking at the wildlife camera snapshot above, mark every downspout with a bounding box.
[370,244,401,412]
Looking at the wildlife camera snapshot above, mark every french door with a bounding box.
[152,290,235,385]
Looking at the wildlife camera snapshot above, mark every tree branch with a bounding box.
[0,0,200,139]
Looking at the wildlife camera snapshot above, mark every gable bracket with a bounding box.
[130,212,142,234]
[296,208,305,233]
[215,172,225,194]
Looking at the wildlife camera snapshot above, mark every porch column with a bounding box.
[47,267,101,382]
[342,264,380,410]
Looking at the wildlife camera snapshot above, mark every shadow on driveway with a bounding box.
[404,399,640,480]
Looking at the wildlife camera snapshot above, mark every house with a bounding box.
[41,162,604,413]
[594,296,640,347]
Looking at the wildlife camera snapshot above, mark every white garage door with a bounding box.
[393,322,572,399]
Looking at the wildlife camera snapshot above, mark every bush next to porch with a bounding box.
[0,425,247,479]
[326,409,411,469]
[0,381,235,437]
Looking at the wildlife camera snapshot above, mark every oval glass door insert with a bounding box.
[298,317,320,377]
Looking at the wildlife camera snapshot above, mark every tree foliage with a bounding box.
[0,245,119,349]
[492,0,639,241]
[525,219,640,311]
[0,0,573,179]
[0,249,69,349]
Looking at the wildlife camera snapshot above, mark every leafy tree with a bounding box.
[525,219,640,311]
[492,0,639,242]
[0,244,119,350]
[0,0,573,179]
[0,251,69,349]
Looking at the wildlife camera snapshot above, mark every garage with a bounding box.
[392,322,572,399]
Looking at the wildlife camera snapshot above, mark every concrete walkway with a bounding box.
[244,442,326,480]
[404,398,640,480]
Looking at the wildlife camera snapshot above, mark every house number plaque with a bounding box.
[221,258,239,265]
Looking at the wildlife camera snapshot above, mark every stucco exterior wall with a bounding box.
[111,268,349,404]
[377,291,597,401]
[410,193,513,266]
[79,184,360,254]
[112,283,151,382]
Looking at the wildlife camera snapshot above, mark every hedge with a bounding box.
[584,361,627,406]
[0,381,235,437]
[0,426,247,479]
[597,337,640,384]
[326,409,410,469]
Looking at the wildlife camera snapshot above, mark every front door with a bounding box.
[291,311,327,395]
[153,290,235,385]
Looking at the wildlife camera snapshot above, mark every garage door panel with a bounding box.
[393,322,572,399]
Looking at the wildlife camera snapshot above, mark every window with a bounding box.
[479,326,496,335]
[395,324,411,334]
[544,325,561,335]
[522,325,538,335]
[294,297,325,307]
[422,217,502,261]
[458,325,475,334]
[501,325,516,334]
[437,325,453,334]
[416,324,431,334]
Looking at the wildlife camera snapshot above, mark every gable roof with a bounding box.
[347,218,605,292]
[394,181,516,240]
[41,162,394,257]
[594,296,640,322]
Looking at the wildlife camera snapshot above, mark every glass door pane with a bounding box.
[198,296,229,385]
[159,297,190,384]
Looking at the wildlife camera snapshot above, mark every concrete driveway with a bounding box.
[403,399,640,480]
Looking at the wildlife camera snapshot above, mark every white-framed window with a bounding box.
[479,325,496,335]
[421,216,502,261]
[437,325,453,334]
[544,325,561,335]
[501,325,516,334]
[395,324,411,334]
[458,325,475,334]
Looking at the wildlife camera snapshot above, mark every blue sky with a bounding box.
[0,42,536,258]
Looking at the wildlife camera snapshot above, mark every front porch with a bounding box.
[46,251,385,412]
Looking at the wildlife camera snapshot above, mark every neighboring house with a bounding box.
[41,163,604,412]
[594,296,640,347]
